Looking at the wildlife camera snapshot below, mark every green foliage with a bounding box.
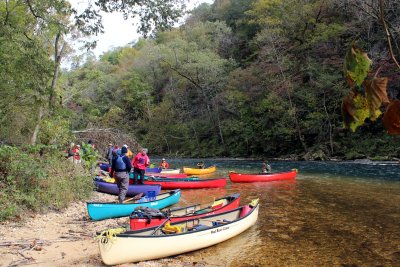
[58,0,400,160]
[0,145,92,221]
[39,116,72,145]
[80,142,100,171]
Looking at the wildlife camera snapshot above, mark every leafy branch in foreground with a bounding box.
[341,0,400,134]
[73,0,186,37]
[342,43,398,134]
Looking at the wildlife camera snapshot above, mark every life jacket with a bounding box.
[115,155,126,170]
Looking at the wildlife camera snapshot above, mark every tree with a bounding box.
[73,0,186,38]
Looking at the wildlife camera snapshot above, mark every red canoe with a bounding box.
[129,193,240,230]
[144,177,227,189]
[229,169,297,183]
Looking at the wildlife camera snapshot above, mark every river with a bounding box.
[152,158,400,266]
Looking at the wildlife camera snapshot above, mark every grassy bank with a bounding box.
[0,145,93,221]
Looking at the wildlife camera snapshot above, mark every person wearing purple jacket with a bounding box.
[111,146,132,203]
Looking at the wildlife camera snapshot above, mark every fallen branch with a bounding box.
[18,250,34,260]
[72,128,115,133]
[0,239,46,247]
[8,259,38,267]
[0,236,83,248]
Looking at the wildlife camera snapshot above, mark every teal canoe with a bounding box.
[87,189,181,221]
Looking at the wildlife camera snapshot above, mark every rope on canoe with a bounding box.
[250,198,259,207]
[95,227,126,244]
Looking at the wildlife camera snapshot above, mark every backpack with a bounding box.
[130,206,166,223]
[115,155,126,170]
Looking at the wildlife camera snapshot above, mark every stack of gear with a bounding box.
[130,206,166,224]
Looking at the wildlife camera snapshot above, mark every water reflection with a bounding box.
[153,159,400,266]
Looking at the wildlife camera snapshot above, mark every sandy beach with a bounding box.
[0,191,205,267]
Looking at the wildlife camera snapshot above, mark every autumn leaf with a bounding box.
[342,91,357,128]
[344,43,372,87]
[364,77,389,120]
[383,100,400,135]
[342,92,380,132]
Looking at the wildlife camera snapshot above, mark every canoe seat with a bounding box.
[211,199,224,210]
[192,224,209,231]
[193,208,212,214]
[146,191,156,201]
[212,220,230,226]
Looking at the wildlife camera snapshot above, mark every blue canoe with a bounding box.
[87,189,181,221]
[93,177,161,197]
[99,163,110,171]
[146,167,162,173]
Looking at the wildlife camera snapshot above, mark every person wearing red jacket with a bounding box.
[159,158,170,169]
[131,148,150,184]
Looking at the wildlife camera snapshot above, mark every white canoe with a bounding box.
[98,200,259,265]
[160,168,181,174]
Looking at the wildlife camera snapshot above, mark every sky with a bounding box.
[71,0,214,58]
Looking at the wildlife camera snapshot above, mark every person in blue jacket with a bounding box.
[111,146,132,203]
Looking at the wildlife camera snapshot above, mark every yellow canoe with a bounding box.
[183,165,216,175]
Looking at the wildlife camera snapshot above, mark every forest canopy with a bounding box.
[1,0,400,160]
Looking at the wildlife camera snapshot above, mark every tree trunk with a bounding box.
[213,98,226,149]
[49,32,66,110]
[323,91,334,154]
[162,135,170,154]
[30,106,44,145]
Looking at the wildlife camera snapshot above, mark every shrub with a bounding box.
[0,145,93,221]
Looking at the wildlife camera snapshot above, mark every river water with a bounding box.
[153,158,400,266]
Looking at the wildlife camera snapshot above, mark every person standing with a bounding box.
[132,148,150,185]
[123,144,133,160]
[110,146,132,203]
[67,142,75,161]
[73,144,81,164]
[88,139,95,149]
[105,143,113,165]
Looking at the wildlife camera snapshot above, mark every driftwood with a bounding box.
[71,127,140,155]
[71,128,114,133]
[8,259,40,267]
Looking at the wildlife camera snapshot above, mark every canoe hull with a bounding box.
[87,190,181,221]
[160,169,180,174]
[144,178,226,189]
[93,178,161,197]
[129,193,241,230]
[99,163,110,172]
[183,166,216,175]
[146,167,162,173]
[145,173,188,178]
[229,170,297,183]
[99,203,259,265]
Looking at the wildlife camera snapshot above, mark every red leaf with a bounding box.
[383,100,400,135]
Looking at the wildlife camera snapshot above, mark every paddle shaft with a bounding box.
[151,217,170,235]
